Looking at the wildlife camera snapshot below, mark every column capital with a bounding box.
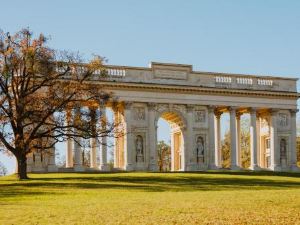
[229,106,239,113]
[236,112,242,120]
[215,111,223,119]
[147,102,156,111]
[186,104,194,113]
[249,107,258,113]
[290,109,299,115]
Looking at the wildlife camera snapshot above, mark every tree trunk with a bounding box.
[17,154,28,180]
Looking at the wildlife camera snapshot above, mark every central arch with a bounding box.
[155,110,186,171]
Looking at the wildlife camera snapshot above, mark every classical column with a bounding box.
[113,106,119,168]
[47,147,58,172]
[236,113,241,168]
[250,108,259,170]
[148,103,158,171]
[99,105,109,171]
[214,112,222,167]
[185,105,194,171]
[257,116,262,167]
[73,105,84,171]
[66,109,73,168]
[290,109,299,171]
[270,109,280,171]
[89,107,97,169]
[208,106,217,169]
[229,107,239,170]
[123,102,133,171]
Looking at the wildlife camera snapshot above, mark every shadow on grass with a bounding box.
[1,172,300,199]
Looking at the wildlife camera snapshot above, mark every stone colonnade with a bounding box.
[26,101,299,172]
[64,104,110,171]
[109,102,299,172]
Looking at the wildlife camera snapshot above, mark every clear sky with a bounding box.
[0,0,299,173]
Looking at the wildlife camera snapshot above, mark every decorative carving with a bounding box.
[135,135,144,163]
[133,107,145,120]
[154,69,187,80]
[278,113,288,127]
[147,103,156,111]
[195,110,206,122]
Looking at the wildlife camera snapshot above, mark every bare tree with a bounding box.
[0,29,119,179]
[0,161,8,176]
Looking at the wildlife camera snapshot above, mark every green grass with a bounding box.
[1,171,300,225]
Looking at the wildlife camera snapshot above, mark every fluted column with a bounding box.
[89,107,97,169]
[73,105,84,171]
[214,112,222,167]
[208,106,217,169]
[270,109,280,171]
[66,109,73,168]
[148,103,158,171]
[229,107,239,170]
[250,108,259,170]
[99,105,109,171]
[290,109,299,171]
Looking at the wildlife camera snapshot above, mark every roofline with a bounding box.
[103,62,299,81]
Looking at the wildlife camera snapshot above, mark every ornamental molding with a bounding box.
[96,81,299,99]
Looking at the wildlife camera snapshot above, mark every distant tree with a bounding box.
[221,132,231,168]
[0,29,118,179]
[157,140,171,172]
[221,118,250,169]
[0,161,8,176]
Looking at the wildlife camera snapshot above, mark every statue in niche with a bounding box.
[280,138,287,165]
[134,107,145,120]
[278,113,288,127]
[136,135,144,163]
[195,110,206,122]
[196,136,204,163]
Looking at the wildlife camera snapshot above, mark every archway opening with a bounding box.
[157,111,185,172]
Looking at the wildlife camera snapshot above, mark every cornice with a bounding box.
[97,81,299,99]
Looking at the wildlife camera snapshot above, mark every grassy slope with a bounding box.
[0,172,300,225]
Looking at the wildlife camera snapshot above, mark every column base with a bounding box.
[249,165,261,171]
[74,165,85,172]
[47,165,58,172]
[270,164,281,172]
[124,164,134,171]
[99,164,110,171]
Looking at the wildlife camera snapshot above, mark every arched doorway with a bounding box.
[156,111,186,171]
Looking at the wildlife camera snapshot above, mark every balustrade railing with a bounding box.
[215,75,273,87]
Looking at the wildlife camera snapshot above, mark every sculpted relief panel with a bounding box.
[195,110,206,123]
[154,69,187,80]
[278,113,288,127]
[133,107,145,121]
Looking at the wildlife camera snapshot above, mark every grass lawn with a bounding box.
[1,171,300,225]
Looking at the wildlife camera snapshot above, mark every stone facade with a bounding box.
[26,62,300,172]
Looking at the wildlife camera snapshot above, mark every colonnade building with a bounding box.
[26,62,299,172]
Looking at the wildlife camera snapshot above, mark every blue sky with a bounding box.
[0,0,299,173]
